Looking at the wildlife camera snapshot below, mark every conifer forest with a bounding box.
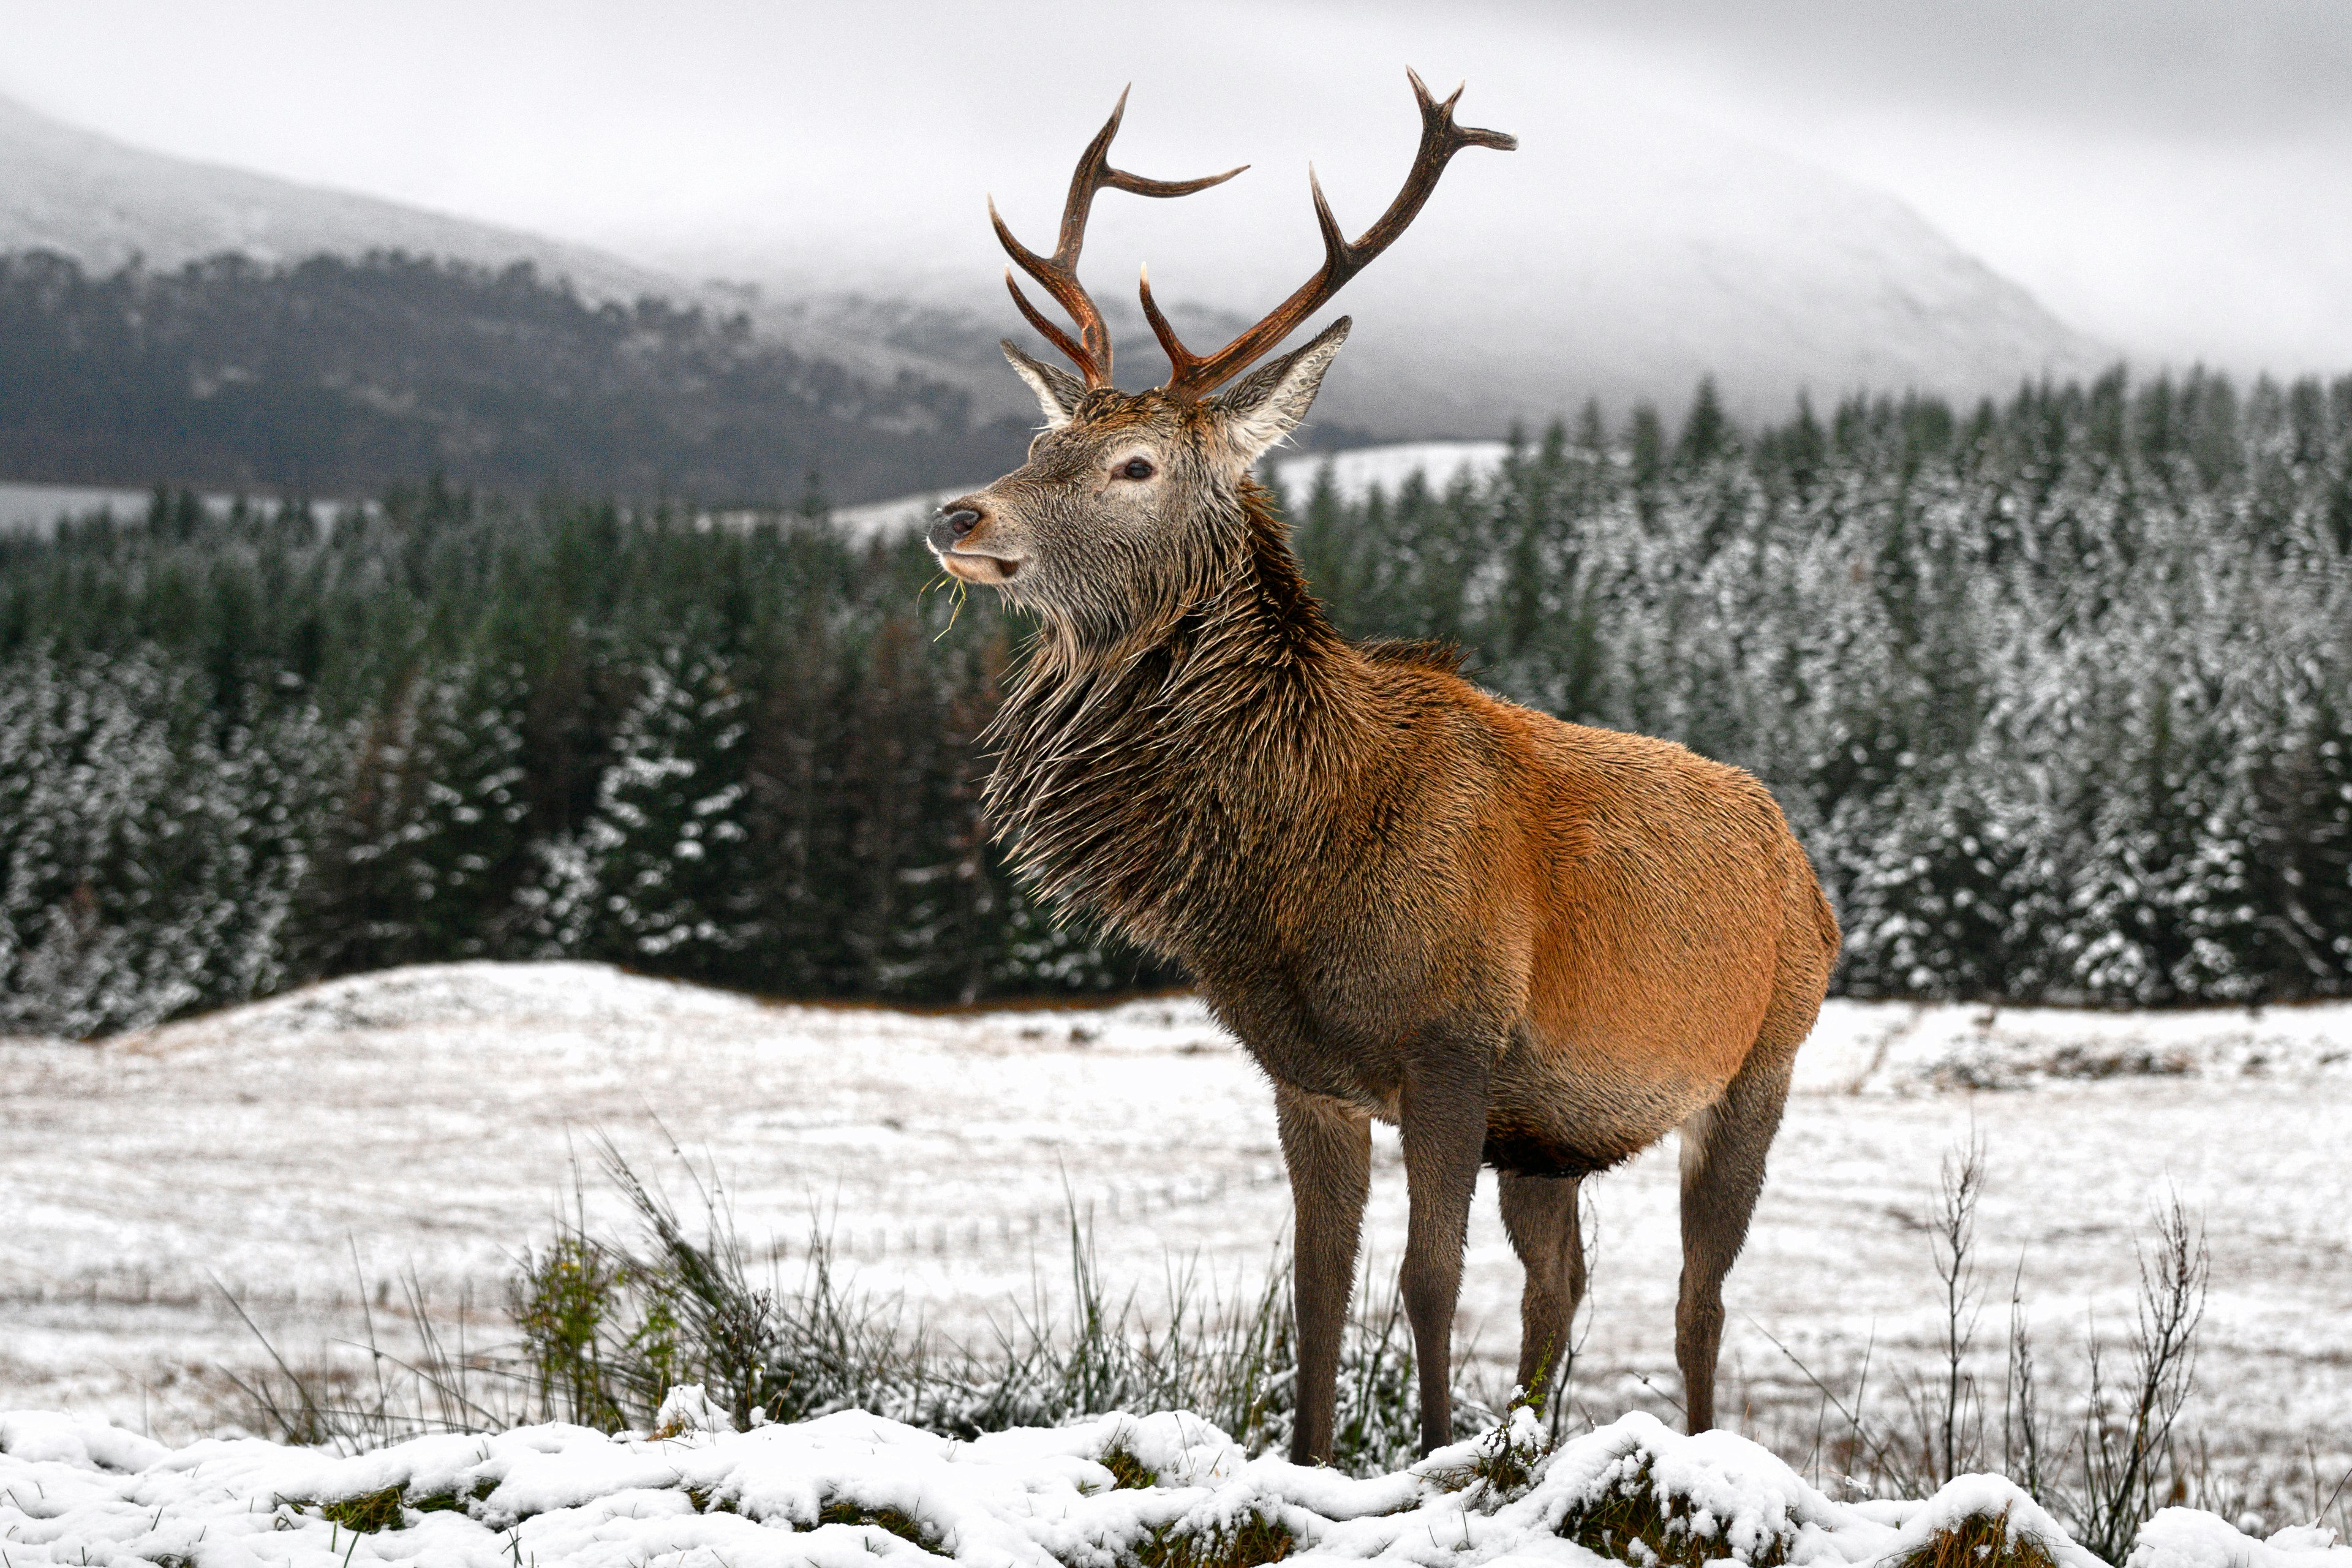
[4,370,2348,1036]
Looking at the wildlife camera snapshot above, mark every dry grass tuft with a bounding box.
[409,1477,498,1517]
[1099,1444,1156,1490]
[1130,1510,1295,1568]
[1887,1509,2063,1568]
[1558,1460,1793,1568]
[313,1484,409,1534]
[819,1501,946,1553]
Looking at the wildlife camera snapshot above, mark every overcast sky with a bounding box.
[3,0,2348,374]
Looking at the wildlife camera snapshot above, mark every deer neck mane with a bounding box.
[981,478,1369,954]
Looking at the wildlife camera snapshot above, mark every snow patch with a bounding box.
[1792,998,2352,1095]
[0,1404,2306,1568]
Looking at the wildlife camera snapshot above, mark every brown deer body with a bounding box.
[930,74,1839,1463]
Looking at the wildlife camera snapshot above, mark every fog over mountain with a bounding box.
[0,64,2106,444]
[753,92,2109,437]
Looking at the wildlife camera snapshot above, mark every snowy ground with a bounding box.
[0,480,156,535]
[2,963,2348,1494]
[4,1401,2345,1568]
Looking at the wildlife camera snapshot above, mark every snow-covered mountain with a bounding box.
[2,87,2109,443]
[0,94,674,299]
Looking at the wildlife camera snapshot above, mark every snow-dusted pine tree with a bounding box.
[548,643,759,967]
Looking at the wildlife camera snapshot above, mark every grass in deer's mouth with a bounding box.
[920,569,969,636]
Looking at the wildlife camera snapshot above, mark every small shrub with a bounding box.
[1131,1510,1295,1568]
[1888,1509,2062,1568]
[510,1232,632,1430]
[1559,1460,1792,1568]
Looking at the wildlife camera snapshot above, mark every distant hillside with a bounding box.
[0,250,1030,503]
[0,92,1022,423]
[0,94,680,301]
[3,91,2113,448]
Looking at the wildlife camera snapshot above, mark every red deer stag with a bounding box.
[929,72,1840,1463]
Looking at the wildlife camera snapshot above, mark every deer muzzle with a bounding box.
[928,502,1022,583]
[929,507,982,552]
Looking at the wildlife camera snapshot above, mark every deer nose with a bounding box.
[929,503,986,554]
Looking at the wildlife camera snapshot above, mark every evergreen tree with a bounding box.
[560,644,760,967]
[301,660,534,973]
[6,361,2352,1027]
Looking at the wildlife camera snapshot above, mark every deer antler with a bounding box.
[1142,69,1515,399]
[991,88,1246,389]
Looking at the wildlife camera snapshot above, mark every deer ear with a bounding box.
[1210,317,1351,467]
[1001,340,1087,428]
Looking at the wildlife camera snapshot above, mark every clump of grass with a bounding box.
[216,1139,1481,1473]
[313,1483,408,1533]
[1132,1510,1295,1568]
[406,1480,494,1516]
[1889,1509,2062,1568]
[498,1139,1461,1471]
[1099,1443,1157,1490]
[1758,1139,2217,1555]
[1426,1358,1559,1502]
[1558,1459,1793,1568]
[818,1501,944,1553]
[1452,1418,1547,1502]
[214,1253,514,1449]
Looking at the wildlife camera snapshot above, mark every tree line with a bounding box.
[2,366,2348,1036]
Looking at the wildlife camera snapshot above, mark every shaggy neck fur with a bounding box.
[982,478,1374,958]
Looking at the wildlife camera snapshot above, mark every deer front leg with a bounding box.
[1275,1082,1370,1466]
[1399,1040,1491,1455]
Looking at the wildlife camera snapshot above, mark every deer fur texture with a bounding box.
[930,322,1840,1463]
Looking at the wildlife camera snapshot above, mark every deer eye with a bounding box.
[1116,456,1156,481]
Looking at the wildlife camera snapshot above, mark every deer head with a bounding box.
[928,71,1513,639]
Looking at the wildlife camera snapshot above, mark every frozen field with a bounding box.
[2,962,2348,1479]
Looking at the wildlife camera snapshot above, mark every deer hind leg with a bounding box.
[1398,1041,1491,1456]
[1498,1171,1585,1411]
[1274,1082,1371,1466]
[1675,1042,1795,1433]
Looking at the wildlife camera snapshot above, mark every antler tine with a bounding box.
[1147,67,1516,399]
[992,87,1248,388]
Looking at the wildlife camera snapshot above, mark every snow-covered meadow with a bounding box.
[2,963,2348,1523]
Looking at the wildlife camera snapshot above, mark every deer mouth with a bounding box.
[940,549,1023,584]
